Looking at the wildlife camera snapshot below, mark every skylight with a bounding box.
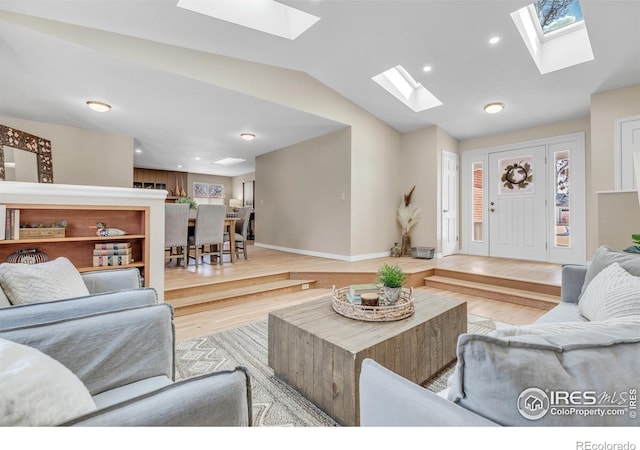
[511,0,593,74]
[533,0,584,35]
[176,0,320,40]
[372,65,442,113]
[213,157,246,166]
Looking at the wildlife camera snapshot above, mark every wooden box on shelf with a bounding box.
[19,227,66,239]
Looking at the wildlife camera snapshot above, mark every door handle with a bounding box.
[443,209,449,213]
[490,208,496,212]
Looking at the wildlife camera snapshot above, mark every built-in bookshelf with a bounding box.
[0,204,149,284]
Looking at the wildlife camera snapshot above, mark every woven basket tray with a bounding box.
[332,285,414,322]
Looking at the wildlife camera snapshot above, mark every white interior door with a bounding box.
[617,117,640,190]
[488,146,547,261]
[441,150,459,256]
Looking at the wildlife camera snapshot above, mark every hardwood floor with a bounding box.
[169,244,559,341]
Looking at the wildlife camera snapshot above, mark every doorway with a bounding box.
[461,133,586,265]
[441,150,459,256]
[488,146,547,261]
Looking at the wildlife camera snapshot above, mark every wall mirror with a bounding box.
[0,124,53,183]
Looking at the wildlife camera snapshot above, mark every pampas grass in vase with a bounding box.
[398,186,421,256]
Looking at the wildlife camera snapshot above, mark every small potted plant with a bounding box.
[377,263,406,305]
[176,197,198,210]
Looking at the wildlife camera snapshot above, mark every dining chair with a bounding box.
[164,203,190,267]
[224,207,251,260]
[188,204,226,267]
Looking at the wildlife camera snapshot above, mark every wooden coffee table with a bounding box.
[267,292,466,426]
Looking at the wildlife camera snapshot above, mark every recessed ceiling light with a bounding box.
[422,65,432,72]
[177,165,183,168]
[484,102,505,114]
[489,36,501,45]
[194,157,201,160]
[135,149,142,153]
[86,100,111,112]
[213,157,246,166]
[240,133,256,141]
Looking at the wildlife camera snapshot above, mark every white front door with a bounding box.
[488,146,547,261]
[441,150,459,256]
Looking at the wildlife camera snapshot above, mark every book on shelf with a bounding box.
[94,242,131,250]
[3,207,20,240]
[349,283,379,297]
[92,247,132,256]
[92,254,133,266]
[0,205,5,240]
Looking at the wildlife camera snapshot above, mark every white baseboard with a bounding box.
[254,243,390,262]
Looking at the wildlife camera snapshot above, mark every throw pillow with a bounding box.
[0,257,90,305]
[579,262,640,321]
[580,245,640,298]
[0,337,96,426]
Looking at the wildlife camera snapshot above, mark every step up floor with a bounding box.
[424,274,559,310]
[167,278,317,316]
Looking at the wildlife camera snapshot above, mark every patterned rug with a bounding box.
[175,314,499,427]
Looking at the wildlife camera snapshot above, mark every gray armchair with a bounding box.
[0,267,156,328]
[0,303,252,426]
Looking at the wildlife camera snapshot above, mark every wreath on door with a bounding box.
[501,161,533,190]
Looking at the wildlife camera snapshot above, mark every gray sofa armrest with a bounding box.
[0,288,158,329]
[81,268,142,294]
[0,303,174,395]
[560,264,588,304]
[359,359,497,426]
[65,367,252,426]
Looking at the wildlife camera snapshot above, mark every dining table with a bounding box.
[188,214,238,263]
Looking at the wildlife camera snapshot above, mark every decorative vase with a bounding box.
[6,248,49,264]
[383,286,402,305]
[401,232,412,256]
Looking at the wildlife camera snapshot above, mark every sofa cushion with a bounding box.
[534,302,585,324]
[92,375,172,410]
[491,320,617,337]
[580,245,640,298]
[447,320,640,426]
[579,262,640,321]
[0,337,96,426]
[0,257,90,305]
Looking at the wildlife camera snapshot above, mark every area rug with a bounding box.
[175,314,500,427]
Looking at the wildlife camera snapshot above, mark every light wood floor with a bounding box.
[170,244,558,341]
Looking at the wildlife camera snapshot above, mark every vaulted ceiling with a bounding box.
[0,1,638,176]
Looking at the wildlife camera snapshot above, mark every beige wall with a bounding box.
[231,172,255,205]
[1,115,133,187]
[256,128,351,257]
[590,84,640,253]
[597,191,640,252]
[350,116,402,257]
[185,172,232,205]
[400,126,459,254]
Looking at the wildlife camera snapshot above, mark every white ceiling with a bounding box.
[1,1,639,177]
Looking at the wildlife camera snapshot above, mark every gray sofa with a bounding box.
[0,303,252,426]
[360,250,640,426]
[0,265,253,426]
